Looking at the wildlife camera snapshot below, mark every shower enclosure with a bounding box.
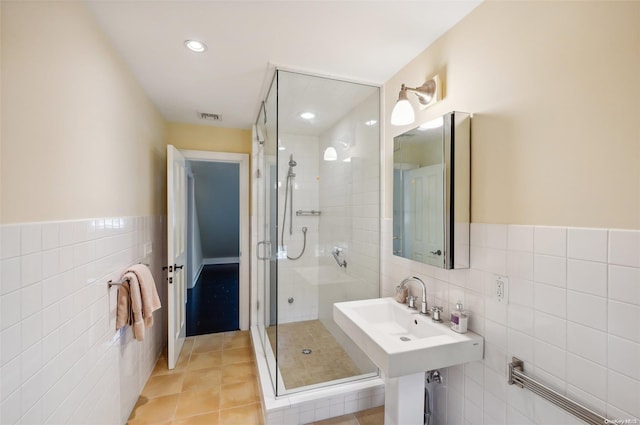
[253,70,381,396]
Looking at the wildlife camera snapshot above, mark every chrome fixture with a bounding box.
[400,276,428,315]
[280,154,307,260]
[508,357,610,425]
[430,306,443,322]
[390,75,441,126]
[332,247,347,268]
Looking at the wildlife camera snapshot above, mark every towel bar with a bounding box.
[508,357,609,425]
[107,263,150,288]
[296,210,321,216]
[108,277,130,288]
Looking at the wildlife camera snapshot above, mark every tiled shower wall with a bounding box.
[0,216,166,425]
[382,221,640,424]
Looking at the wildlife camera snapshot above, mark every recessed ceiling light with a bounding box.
[365,120,377,126]
[300,112,315,120]
[184,40,207,53]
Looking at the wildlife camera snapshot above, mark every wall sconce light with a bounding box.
[390,75,441,126]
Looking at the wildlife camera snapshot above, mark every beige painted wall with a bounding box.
[1,1,167,224]
[385,1,640,229]
[167,122,251,154]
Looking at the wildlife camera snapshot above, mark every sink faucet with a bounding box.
[400,276,428,315]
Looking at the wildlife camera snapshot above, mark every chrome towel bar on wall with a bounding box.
[508,357,610,425]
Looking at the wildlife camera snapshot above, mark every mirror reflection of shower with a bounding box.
[280,154,307,260]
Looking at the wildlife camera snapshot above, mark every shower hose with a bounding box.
[281,174,307,260]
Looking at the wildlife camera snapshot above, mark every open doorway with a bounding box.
[186,160,240,335]
[180,150,250,336]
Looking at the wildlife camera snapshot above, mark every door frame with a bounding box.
[180,149,250,330]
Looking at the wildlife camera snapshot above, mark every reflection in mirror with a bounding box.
[393,111,470,269]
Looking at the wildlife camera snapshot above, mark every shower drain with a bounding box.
[301,348,312,355]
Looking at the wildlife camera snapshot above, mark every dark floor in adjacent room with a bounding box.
[186,263,239,336]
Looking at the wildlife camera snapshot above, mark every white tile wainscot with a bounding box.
[381,221,640,424]
[0,216,166,425]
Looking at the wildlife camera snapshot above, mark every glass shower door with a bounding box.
[255,78,279,391]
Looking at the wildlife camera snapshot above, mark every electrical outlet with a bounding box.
[495,276,509,303]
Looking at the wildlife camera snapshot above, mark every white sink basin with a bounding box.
[334,297,483,378]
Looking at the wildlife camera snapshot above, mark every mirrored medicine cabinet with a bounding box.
[392,111,470,269]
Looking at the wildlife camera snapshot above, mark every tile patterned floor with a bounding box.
[128,331,263,425]
[130,329,383,425]
[266,320,366,390]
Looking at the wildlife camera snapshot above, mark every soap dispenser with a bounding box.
[450,301,468,334]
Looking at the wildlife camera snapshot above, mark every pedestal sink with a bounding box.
[334,297,484,425]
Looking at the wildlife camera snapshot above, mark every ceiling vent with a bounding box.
[198,112,222,121]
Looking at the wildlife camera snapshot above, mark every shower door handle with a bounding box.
[257,240,271,260]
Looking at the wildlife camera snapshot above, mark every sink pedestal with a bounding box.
[384,372,424,425]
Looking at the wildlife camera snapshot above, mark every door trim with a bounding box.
[180,149,250,331]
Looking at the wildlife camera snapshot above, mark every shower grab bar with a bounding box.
[508,357,609,425]
[332,248,347,269]
[296,210,321,216]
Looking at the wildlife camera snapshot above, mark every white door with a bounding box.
[167,145,187,369]
[403,164,444,267]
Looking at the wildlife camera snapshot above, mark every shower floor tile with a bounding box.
[266,320,366,390]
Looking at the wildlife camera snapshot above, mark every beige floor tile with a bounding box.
[127,394,180,424]
[221,346,253,365]
[354,406,384,425]
[171,411,220,425]
[221,361,256,385]
[182,367,223,392]
[192,333,224,353]
[141,373,186,399]
[219,380,259,409]
[223,330,251,349]
[174,388,220,420]
[219,402,264,425]
[187,351,223,371]
[310,415,359,425]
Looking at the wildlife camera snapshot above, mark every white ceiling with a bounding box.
[86,0,481,130]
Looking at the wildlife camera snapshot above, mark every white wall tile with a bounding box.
[609,230,640,268]
[567,290,607,331]
[508,304,534,335]
[607,370,640,418]
[607,335,640,380]
[567,259,607,297]
[534,339,566,380]
[20,253,42,288]
[608,300,640,343]
[566,353,607,400]
[20,224,42,256]
[534,283,566,318]
[0,217,164,425]
[507,329,534,363]
[534,311,566,349]
[608,265,640,306]
[1,291,21,330]
[534,226,566,257]
[566,322,607,366]
[534,254,566,287]
[1,225,21,260]
[507,225,534,252]
[567,228,608,262]
[1,258,21,295]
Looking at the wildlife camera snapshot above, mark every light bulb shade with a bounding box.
[323,147,338,161]
[391,99,415,126]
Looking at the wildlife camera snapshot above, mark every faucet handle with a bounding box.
[430,306,443,322]
[407,295,417,309]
